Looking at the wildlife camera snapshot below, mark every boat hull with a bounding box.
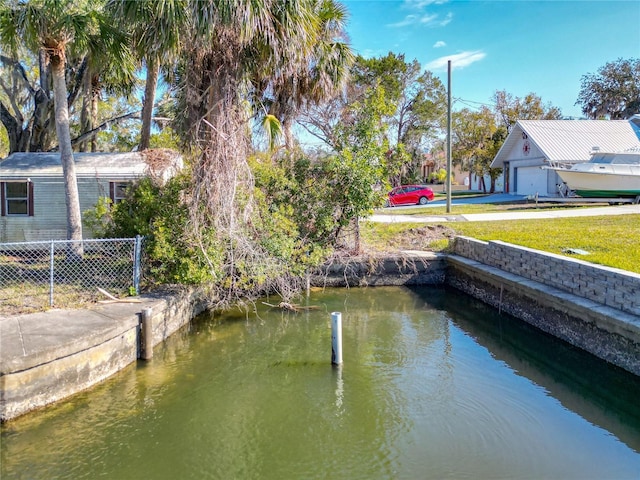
[555,170,640,198]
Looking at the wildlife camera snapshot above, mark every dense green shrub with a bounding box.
[86,174,222,286]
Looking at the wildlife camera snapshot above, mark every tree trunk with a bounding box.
[79,67,91,152]
[0,102,23,153]
[283,118,295,151]
[139,57,159,151]
[90,75,100,152]
[51,54,83,257]
[29,88,51,152]
[39,49,49,91]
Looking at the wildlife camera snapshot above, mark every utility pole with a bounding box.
[446,60,452,213]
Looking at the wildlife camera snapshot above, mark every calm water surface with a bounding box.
[2,286,640,479]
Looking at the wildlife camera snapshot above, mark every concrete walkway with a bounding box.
[0,300,152,373]
[367,203,640,223]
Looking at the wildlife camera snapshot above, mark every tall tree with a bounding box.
[451,106,495,187]
[0,36,135,154]
[0,0,118,252]
[347,53,446,183]
[576,58,640,120]
[77,16,135,152]
[299,53,446,184]
[492,90,562,131]
[171,0,340,305]
[0,50,55,153]
[108,0,186,151]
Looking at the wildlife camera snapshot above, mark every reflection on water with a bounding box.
[2,286,639,479]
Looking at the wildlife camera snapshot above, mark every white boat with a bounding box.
[551,147,640,198]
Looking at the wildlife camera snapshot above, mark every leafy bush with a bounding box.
[86,174,222,286]
[428,168,452,184]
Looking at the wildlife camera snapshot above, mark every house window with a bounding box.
[1,181,34,216]
[109,182,130,204]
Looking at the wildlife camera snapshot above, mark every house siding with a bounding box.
[1,151,182,243]
[2,177,120,242]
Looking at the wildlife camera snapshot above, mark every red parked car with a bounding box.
[387,185,435,206]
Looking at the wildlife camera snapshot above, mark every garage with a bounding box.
[516,166,548,196]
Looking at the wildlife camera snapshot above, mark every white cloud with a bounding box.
[387,13,438,28]
[387,7,453,28]
[425,51,486,71]
[439,12,453,26]
[433,41,446,48]
[403,0,449,8]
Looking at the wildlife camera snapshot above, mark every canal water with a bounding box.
[2,286,640,479]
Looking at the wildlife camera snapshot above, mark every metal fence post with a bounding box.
[49,240,55,307]
[133,235,142,295]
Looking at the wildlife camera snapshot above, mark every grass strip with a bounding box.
[362,214,640,274]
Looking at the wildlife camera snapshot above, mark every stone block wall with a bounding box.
[452,236,640,317]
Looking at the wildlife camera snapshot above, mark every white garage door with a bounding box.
[516,166,548,196]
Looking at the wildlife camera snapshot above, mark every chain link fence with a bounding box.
[0,236,143,315]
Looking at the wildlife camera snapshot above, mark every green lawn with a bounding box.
[362,214,640,274]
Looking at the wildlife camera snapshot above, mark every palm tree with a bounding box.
[263,0,353,150]
[78,18,136,152]
[108,0,186,151]
[169,0,343,304]
[0,0,122,255]
[181,0,319,177]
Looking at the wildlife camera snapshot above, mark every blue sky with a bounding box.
[342,0,640,118]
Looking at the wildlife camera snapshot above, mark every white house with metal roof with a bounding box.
[490,118,640,196]
[0,150,183,242]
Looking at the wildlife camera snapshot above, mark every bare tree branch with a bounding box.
[0,54,36,96]
[67,109,141,148]
[64,109,173,149]
[67,55,88,108]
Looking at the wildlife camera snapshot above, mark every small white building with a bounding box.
[0,150,183,243]
[490,118,640,197]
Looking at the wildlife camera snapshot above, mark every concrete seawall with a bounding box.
[446,255,640,375]
[447,236,639,375]
[2,243,639,421]
[1,287,206,422]
[309,251,447,287]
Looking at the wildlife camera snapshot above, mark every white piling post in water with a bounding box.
[331,312,343,365]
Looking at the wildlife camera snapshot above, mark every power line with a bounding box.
[453,97,496,111]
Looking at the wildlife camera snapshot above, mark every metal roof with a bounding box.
[0,151,182,179]
[490,119,640,168]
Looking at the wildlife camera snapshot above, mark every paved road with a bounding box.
[368,200,640,223]
[386,193,528,209]
[429,193,528,205]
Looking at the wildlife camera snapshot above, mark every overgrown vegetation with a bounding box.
[87,142,388,307]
